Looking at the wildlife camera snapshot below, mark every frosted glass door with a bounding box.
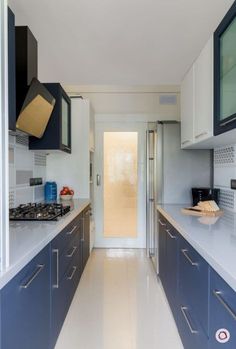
[103,132,138,238]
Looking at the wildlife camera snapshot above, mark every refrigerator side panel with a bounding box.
[162,123,211,204]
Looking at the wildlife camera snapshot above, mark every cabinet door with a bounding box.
[1,246,50,349]
[165,225,179,318]
[194,36,213,142]
[158,215,167,289]
[181,66,194,148]
[82,208,90,270]
[209,268,236,348]
[179,236,209,335]
[51,240,81,348]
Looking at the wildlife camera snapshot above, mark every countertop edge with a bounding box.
[157,205,236,293]
[0,199,90,290]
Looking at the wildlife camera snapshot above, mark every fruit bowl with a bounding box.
[60,194,73,201]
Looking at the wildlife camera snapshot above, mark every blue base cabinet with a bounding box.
[158,213,236,349]
[50,215,82,348]
[1,246,51,349]
[158,214,179,320]
[209,268,236,348]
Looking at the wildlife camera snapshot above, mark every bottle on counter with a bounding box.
[44,181,57,201]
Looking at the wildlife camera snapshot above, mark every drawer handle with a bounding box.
[166,229,176,239]
[52,249,59,288]
[213,290,236,321]
[67,266,77,280]
[195,131,208,139]
[20,264,45,289]
[158,219,166,227]
[181,140,191,145]
[66,246,77,258]
[66,225,77,235]
[181,306,198,334]
[181,249,198,267]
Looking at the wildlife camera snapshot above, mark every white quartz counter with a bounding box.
[0,199,90,289]
[157,204,236,292]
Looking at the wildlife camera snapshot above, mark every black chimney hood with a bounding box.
[15,26,55,138]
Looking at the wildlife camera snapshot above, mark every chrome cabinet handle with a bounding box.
[81,217,85,242]
[66,225,77,235]
[66,246,77,258]
[181,140,191,145]
[213,290,236,321]
[195,131,208,139]
[158,219,166,227]
[166,229,176,239]
[181,306,198,334]
[181,249,198,267]
[67,266,77,280]
[52,249,59,288]
[96,174,101,186]
[20,264,45,289]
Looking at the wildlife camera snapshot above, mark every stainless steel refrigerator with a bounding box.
[146,121,211,273]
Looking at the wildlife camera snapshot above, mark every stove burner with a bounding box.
[9,203,71,221]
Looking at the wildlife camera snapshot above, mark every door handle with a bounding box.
[52,249,59,288]
[181,306,198,334]
[213,290,236,321]
[20,264,45,289]
[166,229,176,239]
[96,174,101,186]
[181,249,198,267]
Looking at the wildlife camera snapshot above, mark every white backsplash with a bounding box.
[214,145,236,211]
[9,134,47,208]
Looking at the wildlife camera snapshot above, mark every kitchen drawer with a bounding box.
[52,215,82,254]
[1,246,50,349]
[179,236,209,335]
[177,296,208,349]
[209,268,236,348]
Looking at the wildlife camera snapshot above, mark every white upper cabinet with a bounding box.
[194,36,213,142]
[181,66,194,148]
[181,35,214,148]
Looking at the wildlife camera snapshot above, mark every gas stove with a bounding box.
[9,203,71,221]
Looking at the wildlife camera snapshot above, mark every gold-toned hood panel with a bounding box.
[16,94,54,138]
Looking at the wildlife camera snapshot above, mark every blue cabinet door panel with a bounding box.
[1,246,50,349]
[209,268,236,348]
[179,236,209,335]
[177,299,208,349]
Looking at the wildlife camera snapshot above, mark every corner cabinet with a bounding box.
[181,36,213,148]
[29,83,71,153]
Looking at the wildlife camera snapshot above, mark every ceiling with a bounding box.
[8,0,235,86]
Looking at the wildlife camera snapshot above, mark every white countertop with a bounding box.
[0,199,90,290]
[157,204,236,292]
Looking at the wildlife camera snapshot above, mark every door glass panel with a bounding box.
[62,97,69,146]
[103,132,138,238]
[220,17,236,120]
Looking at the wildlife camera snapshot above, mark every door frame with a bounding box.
[94,120,147,248]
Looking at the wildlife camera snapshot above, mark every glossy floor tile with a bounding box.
[55,249,183,349]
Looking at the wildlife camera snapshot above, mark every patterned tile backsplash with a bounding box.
[9,134,47,208]
[214,145,236,212]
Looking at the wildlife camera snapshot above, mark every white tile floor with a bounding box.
[55,249,183,349]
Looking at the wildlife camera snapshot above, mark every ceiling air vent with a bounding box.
[159,94,177,105]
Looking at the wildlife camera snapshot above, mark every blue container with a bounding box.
[44,181,57,201]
